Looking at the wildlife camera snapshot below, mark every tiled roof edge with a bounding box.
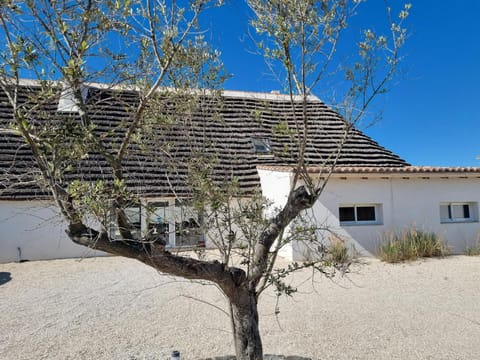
[12,78,321,102]
[257,165,480,174]
[221,90,320,102]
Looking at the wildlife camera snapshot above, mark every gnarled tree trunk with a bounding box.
[230,288,263,360]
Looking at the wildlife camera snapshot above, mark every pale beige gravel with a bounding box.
[1,255,480,359]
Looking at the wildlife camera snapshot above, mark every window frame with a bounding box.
[251,137,273,155]
[440,202,478,224]
[338,203,383,226]
[146,199,205,248]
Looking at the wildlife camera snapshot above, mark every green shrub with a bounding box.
[377,228,448,263]
[465,246,480,256]
[465,236,480,256]
[327,239,351,265]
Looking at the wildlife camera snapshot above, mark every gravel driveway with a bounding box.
[1,255,480,359]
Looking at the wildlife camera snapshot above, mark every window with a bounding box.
[174,199,204,247]
[251,137,272,154]
[339,204,382,225]
[146,201,171,245]
[109,200,206,247]
[110,204,142,240]
[146,200,205,247]
[440,202,478,223]
[110,199,205,247]
[339,207,355,222]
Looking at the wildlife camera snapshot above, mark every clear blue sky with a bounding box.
[201,1,480,167]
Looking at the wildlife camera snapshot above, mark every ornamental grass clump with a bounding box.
[327,238,351,265]
[465,235,480,256]
[377,228,448,263]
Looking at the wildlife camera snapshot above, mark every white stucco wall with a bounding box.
[257,169,295,259]
[0,197,251,263]
[4,172,478,263]
[259,169,480,260]
[313,175,480,256]
[257,169,292,212]
[0,201,106,263]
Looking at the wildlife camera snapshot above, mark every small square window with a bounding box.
[440,202,477,223]
[251,138,272,154]
[356,206,376,221]
[339,207,355,222]
[339,204,381,225]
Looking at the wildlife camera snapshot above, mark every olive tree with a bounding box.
[0,1,409,359]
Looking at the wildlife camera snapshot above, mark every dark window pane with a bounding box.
[463,204,470,219]
[356,206,376,221]
[251,138,272,153]
[339,207,355,222]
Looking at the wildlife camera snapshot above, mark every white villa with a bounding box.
[1,82,478,263]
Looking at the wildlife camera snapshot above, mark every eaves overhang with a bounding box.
[256,165,480,179]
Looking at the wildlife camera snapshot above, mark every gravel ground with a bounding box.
[1,255,480,360]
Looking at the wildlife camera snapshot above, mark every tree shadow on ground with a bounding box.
[203,356,313,360]
[0,272,12,286]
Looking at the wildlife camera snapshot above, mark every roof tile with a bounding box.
[1,83,409,200]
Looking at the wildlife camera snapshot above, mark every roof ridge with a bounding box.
[221,89,320,102]
[12,78,321,102]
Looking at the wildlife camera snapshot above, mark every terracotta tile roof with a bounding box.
[1,82,409,200]
[257,165,480,174]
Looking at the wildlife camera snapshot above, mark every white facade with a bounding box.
[2,169,479,263]
[259,169,480,260]
[0,201,106,263]
[0,198,208,263]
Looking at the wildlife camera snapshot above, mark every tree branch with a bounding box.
[67,222,244,296]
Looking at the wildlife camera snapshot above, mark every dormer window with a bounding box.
[251,137,272,154]
[57,84,89,112]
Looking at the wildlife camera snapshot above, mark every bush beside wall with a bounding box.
[377,228,449,263]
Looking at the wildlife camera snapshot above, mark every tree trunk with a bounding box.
[230,289,263,360]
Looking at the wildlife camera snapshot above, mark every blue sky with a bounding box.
[201,1,479,167]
